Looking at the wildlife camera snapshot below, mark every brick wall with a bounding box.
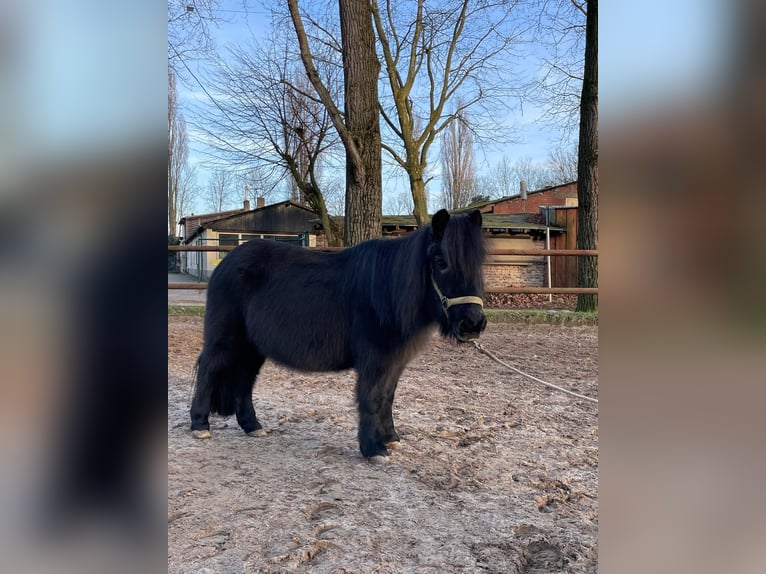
[483,262,546,289]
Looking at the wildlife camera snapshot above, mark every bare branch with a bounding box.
[570,0,587,17]
[286,0,360,169]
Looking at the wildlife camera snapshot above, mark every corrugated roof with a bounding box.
[182,200,316,243]
[482,214,564,231]
[199,200,313,227]
[380,213,563,232]
[178,207,245,226]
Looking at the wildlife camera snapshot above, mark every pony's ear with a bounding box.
[469,209,482,227]
[431,209,450,241]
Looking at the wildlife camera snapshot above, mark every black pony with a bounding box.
[190,209,486,458]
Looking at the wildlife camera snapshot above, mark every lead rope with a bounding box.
[472,340,598,407]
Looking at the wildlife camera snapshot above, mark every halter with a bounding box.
[431,274,484,317]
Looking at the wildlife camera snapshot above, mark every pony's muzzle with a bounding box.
[456,307,487,341]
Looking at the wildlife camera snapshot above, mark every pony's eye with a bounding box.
[435,258,448,271]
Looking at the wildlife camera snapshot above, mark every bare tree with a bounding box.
[528,0,586,144]
[575,0,597,312]
[511,156,555,192]
[317,172,346,217]
[178,163,201,221]
[371,0,523,225]
[478,150,575,200]
[288,0,382,246]
[547,144,578,183]
[168,0,221,80]
[479,154,555,200]
[383,188,415,216]
[440,108,478,210]
[195,21,343,246]
[478,155,515,199]
[235,166,289,208]
[168,67,192,238]
[205,169,235,212]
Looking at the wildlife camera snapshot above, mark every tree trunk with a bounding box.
[339,0,382,246]
[410,170,428,226]
[306,185,341,247]
[168,69,178,238]
[576,0,598,312]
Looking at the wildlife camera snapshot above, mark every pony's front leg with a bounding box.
[379,363,407,449]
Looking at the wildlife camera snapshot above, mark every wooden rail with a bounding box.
[486,287,598,295]
[168,245,598,294]
[168,245,237,252]
[168,283,598,294]
[168,245,597,257]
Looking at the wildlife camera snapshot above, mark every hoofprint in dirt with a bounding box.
[168,316,598,573]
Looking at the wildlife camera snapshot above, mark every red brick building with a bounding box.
[454,181,580,287]
[460,181,577,215]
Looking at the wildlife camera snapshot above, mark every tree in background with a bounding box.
[168,0,220,81]
[478,147,577,200]
[174,1,590,244]
[197,22,343,246]
[288,0,382,246]
[478,155,516,200]
[529,0,587,143]
[440,107,477,210]
[168,67,183,237]
[547,144,578,183]
[205,168,235,213]
[168,68,199,238]
[383,188,415,216]
[467,194,491,207]
[371,0,522,225]
[575,0,597,312]
[235,167,280,208]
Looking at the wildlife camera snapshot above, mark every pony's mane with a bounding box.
[440,212,486,291]
[345,227,429,334]
[345,213,485,334]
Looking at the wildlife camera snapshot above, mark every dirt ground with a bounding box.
[168,315,598,573]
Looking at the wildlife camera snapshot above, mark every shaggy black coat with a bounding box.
[190,209,486,457]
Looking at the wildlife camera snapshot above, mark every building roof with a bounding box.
[482,213,564,232]
[178,207,245,226]
[202,200,313,226]
[378,213,563,232]
[182,200,316,243]
[452,181,577,213]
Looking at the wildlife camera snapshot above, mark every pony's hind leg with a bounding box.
[190,342,247,438]
[235,352,267,436]
[189,350,223,438]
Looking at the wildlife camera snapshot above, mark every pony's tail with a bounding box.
[192,352,237,417]
[210,384,236,417]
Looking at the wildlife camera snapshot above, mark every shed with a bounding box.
[180,200,320,281]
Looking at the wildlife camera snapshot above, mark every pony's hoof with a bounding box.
[384,440,401,450]
[192,429,211,439]
[367,455,390,465]
[247,429,268,437]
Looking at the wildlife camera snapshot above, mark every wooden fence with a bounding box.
[167,245,598,294]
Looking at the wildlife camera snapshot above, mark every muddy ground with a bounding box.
[168,315,598,573]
